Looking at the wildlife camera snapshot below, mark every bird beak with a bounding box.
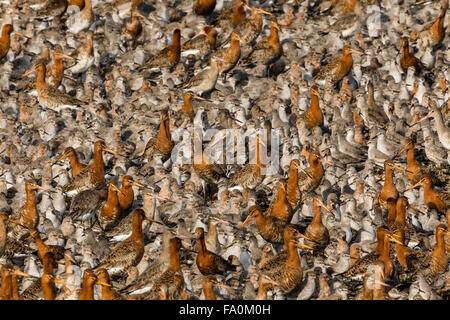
[294,163,313,180]
[7,218,23,227]
[214,282,232,290]
[416,113,432,124]
[388,234,403,245]
[176,234,193,240]
[236,34,247,44]
[192,94,207,101]
[13,31,27,38]
[21,68,37,78]
[36,185,53,192]
[102,147,119,156]
[311,88,321,99]
[407,204,427,215]
[406,181,423,191]
[132,181,146,188]
[296,242,313,250]
[56,152,69,162]
[280,184,286,193]
[391,164,409,173]
[395,144,408,158]
[317,199,332,213]
[145,217,164,225]
[350,49,363,55]
[135,12,150,22]
[374,279,390,287]
[111,183,125,196]
[296,232,311,241]
[241,214,253,228]
[61,55,75,60]
[14,270,32,277]
[192,28,208,40]
[256,8,272,15]
[54,279,69,285]
[320,158,335,166]
[96,281,111,287]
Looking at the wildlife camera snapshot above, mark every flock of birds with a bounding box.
[0,0,449,300]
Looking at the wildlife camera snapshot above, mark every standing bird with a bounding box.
[314,45,363,86]
[228,134,266,191]
[211,32,246,81]
[378,160,408,206]
[416,101,450,150]
[117,176,145,212]
[180,56,223,96]
[66,0,93,34]
[244,20,282,69]
[304,196,332,252]
[22,62,86,112]
[195,227,235,275]
[68,31,95,74]
[131,237,186,300]
[181,26,218,60]
[46,45,75,87]
[298,86,323,130]
[267,179,293,223]
[259,226,313,293]
[408,176,449,213]
[395,139,425,184]
[232,5,272,46]
[64,141,120,196]
[143,109,174,163]
[98,181,125,231]
[417,0,448,49]
[56,147,87,178]
[0,24,26,62]
[399,37,422,74]
[95,209,158,276]
[139,29,181,72]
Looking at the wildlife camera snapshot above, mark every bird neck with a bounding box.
[434,231,445,254]
[42,277,56,300]
[431,108,445,133]
[118,185,134,209]
[203,282,216,300]
[312,204,322,224]
[394,203,406,226]
[286,241,301,267]
[288,162,298,185]
[106,188,120,208]
[181,95,194,118]
[387,202,396,228]
[0,272,12,300]
[197,236,207,257]
[157,117,171,143]
[92,147,105,177]
[68,152,83,175]
[439,0,448,18]
[384,166,394,186]
[130,218,144,242]
[374,232,385,254]
[255,137,264,168]
[0,30,10,50]
[79,281,95,300]
[232,4,246,26]
[10,274,19,300]
[309,93,320,113]
[168,247,181,272]
[275,187,287,205]
[268,26,279,48]
[406,146,417,166]
[36,66,47,91]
